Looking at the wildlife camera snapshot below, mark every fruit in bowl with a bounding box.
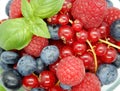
[1,0,120,91]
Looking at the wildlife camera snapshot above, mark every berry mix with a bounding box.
[0,0,120,91]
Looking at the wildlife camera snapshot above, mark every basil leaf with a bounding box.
[0,85,6,91]
[30,17,50,38]
[32,0,64,18]
[21,0,33,19]
[0,18,32,50]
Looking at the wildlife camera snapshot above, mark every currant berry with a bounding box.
[60,45,73,58]
[22,74,39,89]
[73,42,87,55]
[72,19,83,32]
[100,47,117,63]
[39,71,57,89]
[79,52,94,71]
[58,25,74,43]
[94,43,107,56]
[88,28,101,42]
[76,29,88,43]
[58,14,69,25]
[47,14,58,24]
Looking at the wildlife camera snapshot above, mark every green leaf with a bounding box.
[31,0,64,18]
[21,0,33,19]
[30,17,50,38]
[0,18,32,50]
[0,85,6,91]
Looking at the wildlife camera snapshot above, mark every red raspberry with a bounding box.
[72,72,101,91]
[24,35,48,57]
[104,7,120,26]
[9,0,22,18]
[71,0,107,29]
[56,56,85,86]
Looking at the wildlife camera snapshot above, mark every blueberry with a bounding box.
[96,64,118,85]
[31,88,45,91]
[48,24,60,40]
[5,0,13,16]
[35,58,45,73]
[110,19,120,41]
[106,0,113,7]
[0,51,19,64]
[1,69,22,90]
[113,53,120,68]
[40,45,59,65]
[60,83,71,90]
[0,61,13,70]
[17,55,37,76]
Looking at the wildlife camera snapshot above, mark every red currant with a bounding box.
[94,43,107,56]
[60,45,73,58]
[39,71,57,89]
[76,29,88,43]
[73,42,87,55]
[88,28,101,42]
[58,14,69,25]
[100,47,117,63]
[72,19,83,32]
[22,74,39,89]
[58,25,74,43]
[47,14,58,24]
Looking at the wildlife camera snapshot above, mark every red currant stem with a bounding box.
[99,39,120,49]
[86,40,97,72]
[55,80,60,86]
[69,19,73,24]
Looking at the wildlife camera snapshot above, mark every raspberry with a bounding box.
[9,0,22,18]
[71,0,107,29]
[56,56,85,86]
[72,72,101,91]
[23,35,48,57]
[104,7,120,26]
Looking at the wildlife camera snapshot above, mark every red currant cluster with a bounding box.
[47,0,120,73]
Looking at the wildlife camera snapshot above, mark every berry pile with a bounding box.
[0,0,120,91]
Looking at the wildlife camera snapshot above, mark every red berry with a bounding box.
[73,42,87,55]
[104,7,120,26]
[88,28,101,42]
[100,47,117,63]
[79,52,94,71]
[22,74,39,89]
[76,29,88,43]
[58,14,69,25]
[47,14,59,24]
[71,0,107,29]
[39,71,57,89]
[60,45,73,58]
[94,43,107,56]
[58,25,74,42]
[72,19,83,32]
[24,35,48,57]
[72,72,101,91]
[56,56,85,86]
[49,86,63,91]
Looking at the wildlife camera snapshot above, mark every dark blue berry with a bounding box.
[113,53,120,68]
[31,88,45,91]
[35,58,45,73]
[96,64,118,85]
[17,55,37,76]
[40,45,59,65]
[106,0,113,7]
[5,0,13,16]
[110,19,120,41]
[1,69,22,90]
[0,61,13,70]
[60,83,71,90]
[0,51,19,64]
[48,24,60,40]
